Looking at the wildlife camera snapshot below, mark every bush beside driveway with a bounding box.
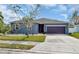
[69,32,79,39]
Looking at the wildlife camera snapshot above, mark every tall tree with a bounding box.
[71,9,78,19]
[70,9,78,26]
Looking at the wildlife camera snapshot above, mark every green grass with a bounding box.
[0,43,34,50]
[0,35,45,42]
[69,32,79,39]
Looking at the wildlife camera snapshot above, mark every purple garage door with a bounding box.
[47,27,65,34]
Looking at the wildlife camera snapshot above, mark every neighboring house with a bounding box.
[69,16,79,33]
[10,18,68,34]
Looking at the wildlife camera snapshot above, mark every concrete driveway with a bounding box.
[30,34,79,54]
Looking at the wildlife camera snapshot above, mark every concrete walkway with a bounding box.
[30,34,79,54]
[0,40,40,45]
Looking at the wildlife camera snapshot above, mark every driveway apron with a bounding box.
[30,34,79,54]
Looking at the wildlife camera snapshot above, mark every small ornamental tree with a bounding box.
[8,4,41,36]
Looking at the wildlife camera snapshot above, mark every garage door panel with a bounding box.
[47,27,65,34]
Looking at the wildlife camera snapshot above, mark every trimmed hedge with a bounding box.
[69,32,79,39]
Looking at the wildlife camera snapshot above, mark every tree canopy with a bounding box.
[71,9,78,19]
[0,11,4,32]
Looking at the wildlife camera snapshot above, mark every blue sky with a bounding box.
[0,4,79,24]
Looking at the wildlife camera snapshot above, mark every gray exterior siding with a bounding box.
[10,18,68,34]
[11,23,68,34]
[75,25,79,32]
[11,23,27,34]
[11,23,39,34]
[68,25,79,33]
[16,26,27,34]
[31,24,38,34]
[68,28,75,33]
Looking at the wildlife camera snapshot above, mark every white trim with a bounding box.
[44,24,66,32]
[46,25,66,27]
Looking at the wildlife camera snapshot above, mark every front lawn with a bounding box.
[0,43,34,50]
[0,35,45,42]
[69,32,79,39]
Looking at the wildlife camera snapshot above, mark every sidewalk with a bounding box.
[0,40,40,45]
[5,34,44,36]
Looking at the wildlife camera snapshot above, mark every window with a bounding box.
[15,24,19,29]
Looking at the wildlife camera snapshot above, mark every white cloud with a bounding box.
[72,5,79,9]
[43,4,57,7]
[0,5,23,24]
[61,14,68,19]
[58,5,67,13]
[42,4,57,9]
[48,4,68,15]
[55,5,68,20]
[69,7,75,12]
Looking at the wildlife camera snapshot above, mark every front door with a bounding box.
[39,24,44,33]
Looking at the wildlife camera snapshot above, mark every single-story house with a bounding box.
[10,18,69,34]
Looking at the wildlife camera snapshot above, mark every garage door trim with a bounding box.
[46,25,66,34]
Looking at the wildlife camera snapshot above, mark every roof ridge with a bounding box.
[37,18,66,22]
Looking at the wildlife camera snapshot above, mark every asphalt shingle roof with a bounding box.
[11,18,68,24]
[34,18,68,24]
